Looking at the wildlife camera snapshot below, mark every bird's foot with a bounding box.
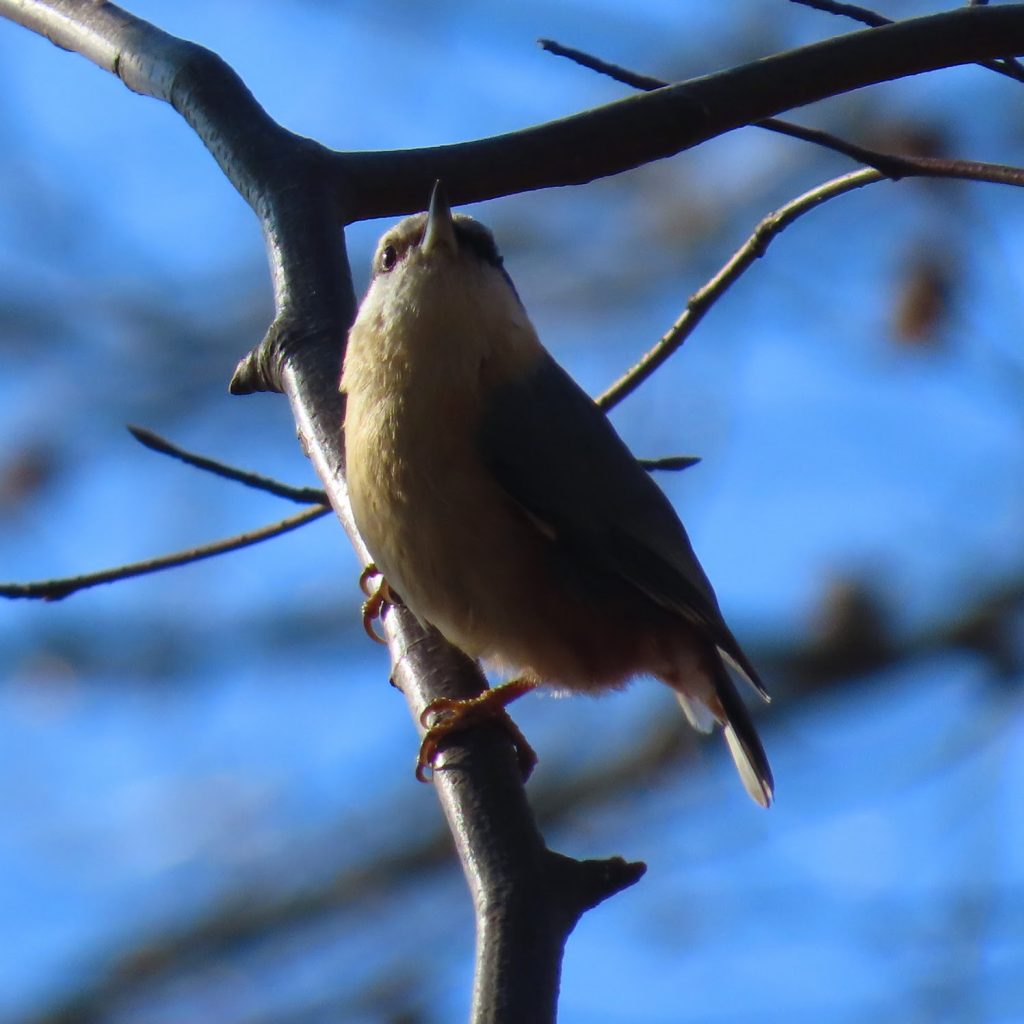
[359,564,400,644]
[417,678,539,782]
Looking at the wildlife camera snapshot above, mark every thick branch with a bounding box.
[0,5,645,1021]
[0,1,353,388]
[790,0,1024,83]
[10,2,1024,227]
[332,6,1024,216]
[3,3,1022,1021]
[536,37,1024,182]
[385,615,644,1022]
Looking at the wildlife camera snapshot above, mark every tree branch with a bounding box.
[538,36,1024,186]
[0,5,650,1019]
[596,169,878,409]
[330,6,1024,218]
[537,36,915,176]
[0,505,330,601]
[14,2,1024,231]
[19,567,1023,1024]
[4,2,1024,1020]
[127,425,327,504]
[789,0,1024,82]
[533,38,1024,408]
[597,150,1024,409]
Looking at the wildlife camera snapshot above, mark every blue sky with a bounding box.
[1,2,1023,1022]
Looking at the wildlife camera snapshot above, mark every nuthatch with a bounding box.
[341,184,773,807]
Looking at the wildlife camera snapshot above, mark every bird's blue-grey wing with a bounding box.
[479,352,767,698]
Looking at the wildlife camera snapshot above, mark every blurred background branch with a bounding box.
[0,1,1022,1023]
[15,567,1023,1024]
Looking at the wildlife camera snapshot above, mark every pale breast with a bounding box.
[341,254,681,690]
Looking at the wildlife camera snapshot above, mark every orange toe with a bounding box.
[416,679,539,782]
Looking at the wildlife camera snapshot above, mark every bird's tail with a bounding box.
[674,655,774,808]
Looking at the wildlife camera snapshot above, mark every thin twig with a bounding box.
[538,39,663,91]
[6,5,1024,1021]
[0,505,330,601]
[541,38,1024,410]
[638,455,701,472]
[789,0,1024,82]
[597,169,881,410]
[598,144,1024,411]
[128,425,327,504]
[789,0,889,28]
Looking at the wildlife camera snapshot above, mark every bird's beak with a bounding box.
[421,181,457,255]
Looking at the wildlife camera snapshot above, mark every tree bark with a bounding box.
[3,1,1024,1019]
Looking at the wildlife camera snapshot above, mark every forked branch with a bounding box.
[3,3,1024,1022]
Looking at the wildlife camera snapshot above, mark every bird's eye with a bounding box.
[379,245,398,272]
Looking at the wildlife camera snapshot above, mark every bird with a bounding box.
[340,183,773,807]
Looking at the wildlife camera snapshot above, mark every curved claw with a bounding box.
[358,563,379,597]
[359,565,398,645]
[362,597,388,644]
[418,698,461,729]
[415,738,439,783]
[415,679,540,783]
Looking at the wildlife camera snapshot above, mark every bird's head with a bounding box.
[368,182,515,294]
[344,182,539,399]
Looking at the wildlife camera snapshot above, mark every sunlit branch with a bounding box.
[0,8,655,1017]
[0,505,329,601]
